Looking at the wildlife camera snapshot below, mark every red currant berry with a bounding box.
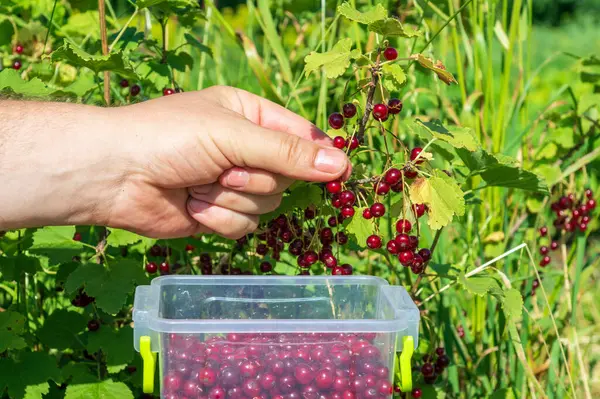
[396,219,412,233]
[328,112,345,129]
[208,386,226,399]
[159,261,170,274]
[327,216,338,227]
[395,234,410,250]
[185,244,195,252]
[340,190,356,206]
[326,181,342,194]
[163,87,175,96]
[584,188,593,198]
[418,248,432,262]
[332,266,344,275]
[387,240,399,254]
[370,202,386,217]
[341,206,355,218]
[385,168,402,185]
[435,347,445,356]
[421,363,434,377]
[347,136,360,150]
[342,264,353,275]
[130,84,141,96]
[391,181,404,192]
[363,208,373,219]
[342,103,357,118]
[375,181,390,195]
[315,369,335,389]
[145,262,158,274]
[87,319,100,331]
[333,136,346,149]
[337,232,348,245]
[73,232,82,241]
[15,44,24,54]
[410,147,424,164]
[398,250,414,267]
[565,221,575,232]
[411,253,424,269]
[366,235,382,249]
[305,251,318,266]
[372,103,388,121]
[578,222,587,232]
[587,199,596,209]
[388,98,403,114]
[550,241,559,251]
[164,373,182,392]
[540,256,551,267]
[12,60,22,70]
[404,169,418,179]
[383,47,398,61]
[412,388,423,398]
[559,196,572,210]
[119,79,129,88]
[540,246,549,255]
[436,354,450,368]
[323,255,338,269]
[260,261,273,273]
[413,203,427,218]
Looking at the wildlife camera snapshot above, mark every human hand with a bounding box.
[104,86,350,239]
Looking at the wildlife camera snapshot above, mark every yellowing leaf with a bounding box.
[337,2,387,24]
[409,171,465,230]
[346,208,373,248]
[326,128,348,139]
[304,38,357,79]
[381,63,407,92]
[369,18,421,38]
[483,231,505,243]
[413,54,457,85]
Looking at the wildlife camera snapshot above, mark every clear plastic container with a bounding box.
[133,275,419,399]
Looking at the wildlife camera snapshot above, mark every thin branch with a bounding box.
[98,0,110,105]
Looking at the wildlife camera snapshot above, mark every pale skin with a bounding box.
[0,86,350,239]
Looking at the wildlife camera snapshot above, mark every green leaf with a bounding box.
[0,69,53,97]
[413,53,457,85]
[183,33,213,57]
[537,142,558,160]
[346,208,373,247]
[526,197,544,213]
[577,93,600,114]
[304,38,356,79]
[337,2,387,24]
[166,51,194,72]
[381,64,407,92]
[0,254,40,280]
[414,119,479,151]
[0,311,27,352]
[0,17,15,46]
[457,148,549,193]
[137,61,170,90]
[368,18,421,38]
[86,326,134,373]
[62,75,97,97]
[136,0,168,8]
[0,352,60,399]
[580,54,600,84]
[29,226,84,265]
[261,183,323,222]
[65,260,148,314]
[106,229,144,247]
[533,164,561,187]
[51,41,137,79]
[549,127,575,149]
[502,288,523,322]
[38,310,87,350]
[58,11,99,40]
[409,170,465,230]
[458,272,504,298]
[64,379,133,399]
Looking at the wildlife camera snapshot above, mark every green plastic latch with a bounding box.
[140,336,157,394]
[399,335,414,392]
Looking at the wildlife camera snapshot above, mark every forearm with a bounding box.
[0,100,126,230]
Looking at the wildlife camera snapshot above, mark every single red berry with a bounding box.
[396,219,412,234]
[540,246,549,255]
[391,181,404,193]
[73,232,82,241]
[540,256,551,267]
[387,240,399,254]
[413,203,427,218]
[532,279,540,289]
[388,98,403,114]
[328,112,345,129]
[375,181,390,195]
[550,241,559,251]
[584,188,593,198]
[87,319,100,331]
[435,347,445,356]
[327,216,338,227]
[145,262,158,274]
[408,235,419,250]
[185,244,195,252]
[260,261,273,273]
[347,136,360,150]
[582,215,590,224]
[411,253,424,270]
[340,190,356,206]
[326,181,342,194]
[363,208,373,219]
[337,231,348,245]
[12,60,22,70]
[367,235,382,249]
[370,202,386,217]
[385,168,402,185]
[323,255,338,268]
[558,196,572,210]
[331,195,342,208]
[412,388,423,398]
[383,47,398,61]
[159,261,170,274]
[410,147,424,164]
[304,251,318,265]
[14,44,24,54]
[436,354,450,368]
[341,206,355,218]
[372,103,388,121]
[587,199,596,209]
[396,234,410,250]
[332,266,344,275]
[421,363,434,377]
[418,248,432,262]
[565,221,575,232]
[333,136,346,149]
[404,169,418,179]
[130,84,141,96]
[163,87,175,96]
[342,103,357,118]
[398,250,414,267]
[578,222,587,232]
[119,79,129,88]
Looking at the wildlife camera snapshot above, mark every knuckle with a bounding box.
[279,134,305,166]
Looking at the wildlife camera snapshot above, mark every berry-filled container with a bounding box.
[133,275,419,398]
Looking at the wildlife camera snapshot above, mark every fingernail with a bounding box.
[191,185,213,195]
[314,148,348,174]
[188,199,211,214]
[225,169,250,188]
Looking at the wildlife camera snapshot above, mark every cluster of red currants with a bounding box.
[119,78,142,97]
[537,188,595,267]
[162,332,394,399]
[12,43,23,70]
[415,347,450,386]
[70,288,95,308]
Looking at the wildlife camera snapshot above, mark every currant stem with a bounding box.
[411,227,444,296]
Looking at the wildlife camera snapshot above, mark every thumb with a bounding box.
[223,118,350,182]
